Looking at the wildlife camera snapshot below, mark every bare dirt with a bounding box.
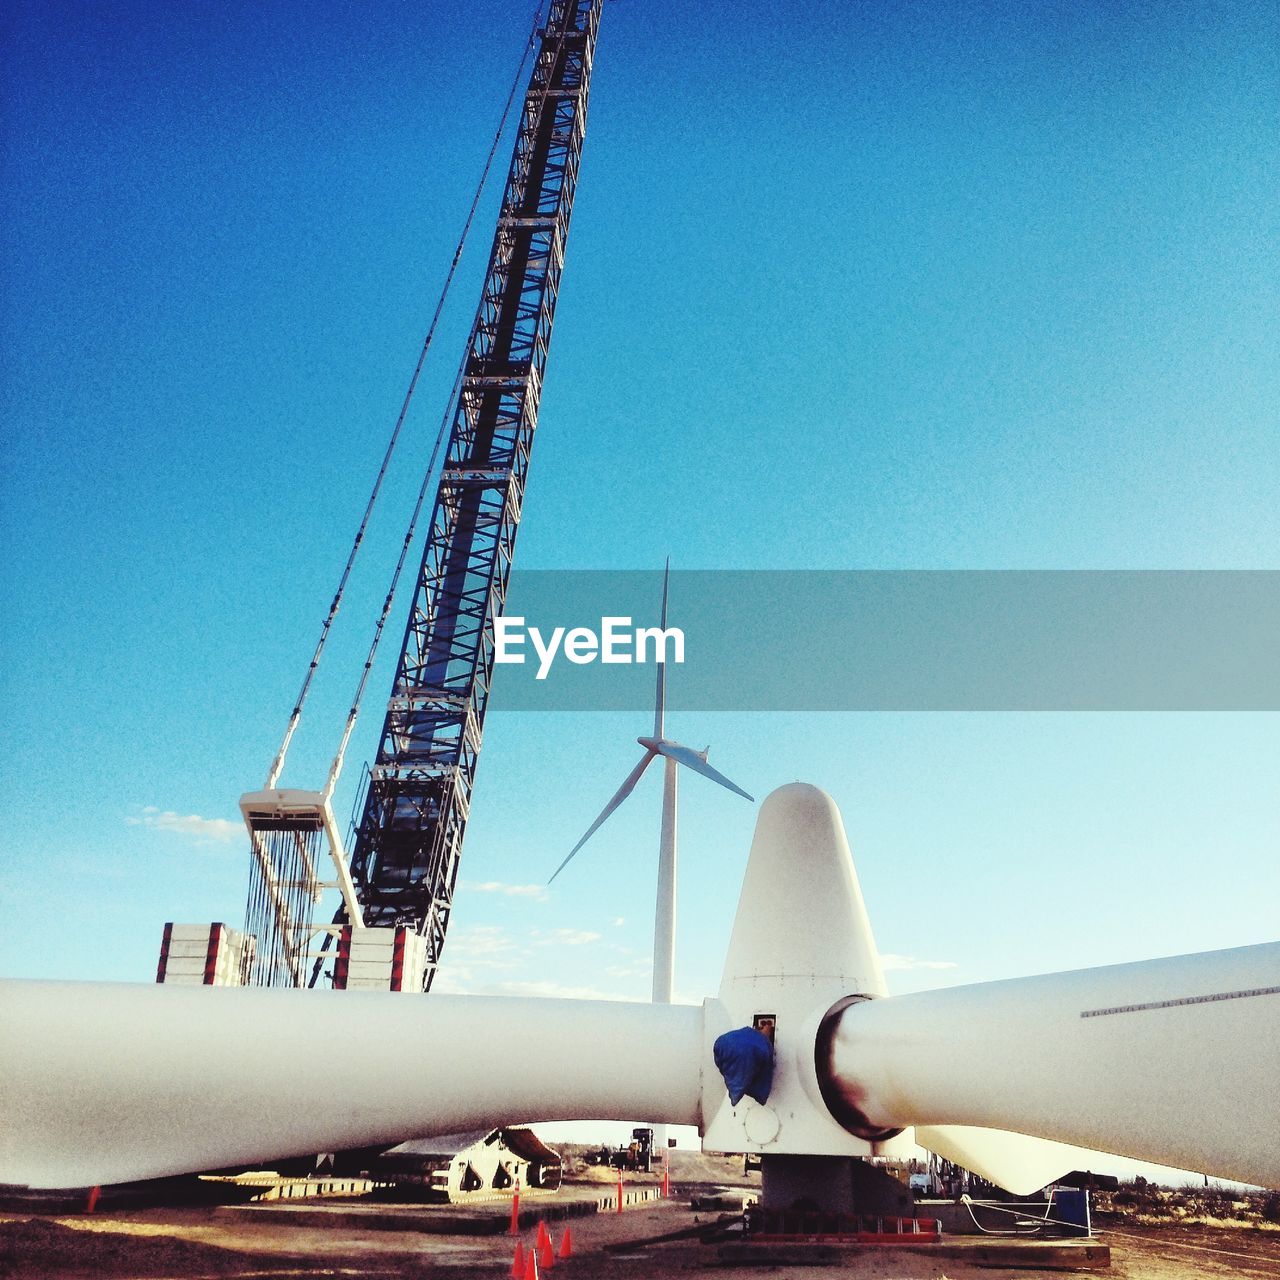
[2,1169,1277,1280]
[1094,1219,1280,1280]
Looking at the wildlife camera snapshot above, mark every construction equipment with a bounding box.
[344,0,605,988]
[587,1128,655,1173]
[366,1128,562,1202]
[157,1,607,993]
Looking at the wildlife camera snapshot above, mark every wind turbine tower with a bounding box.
[550,564,754,1004]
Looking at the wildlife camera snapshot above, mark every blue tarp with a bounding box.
[712,1026,774,1105]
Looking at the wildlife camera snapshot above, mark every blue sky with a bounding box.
[2,0,1277,1176]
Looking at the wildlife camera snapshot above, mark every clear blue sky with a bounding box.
[2,0,1277,1175]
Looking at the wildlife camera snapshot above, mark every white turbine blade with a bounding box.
[824,942,1280,1189]
[914,1125,1114,1197]
[655,739,754,801]
[0,981,703,1190]
[548,750,656,883]
[653,558,670,741]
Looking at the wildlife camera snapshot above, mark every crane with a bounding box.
[158,1,605,996]
[343,0,603,989]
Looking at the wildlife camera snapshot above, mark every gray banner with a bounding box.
[491,571,1280,711]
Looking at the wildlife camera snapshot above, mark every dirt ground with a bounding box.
[2,1184,1277,1279]
[1092,1219,1279,1280]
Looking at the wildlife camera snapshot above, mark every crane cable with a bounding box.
[264,2,547,790]
[322,357,463,799]
[322,4,580,800]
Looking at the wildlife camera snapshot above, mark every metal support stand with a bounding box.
[760,1155,913,1217]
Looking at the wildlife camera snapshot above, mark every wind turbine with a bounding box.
[4,782,1278,1196]
[548,562,753,1005]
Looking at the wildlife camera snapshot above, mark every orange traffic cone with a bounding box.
[538,1231,556,1270]
[557,1226,573,1259]
[523,1245,539,1280]
[535,1220,551,1251]
[511,1240,525,1278]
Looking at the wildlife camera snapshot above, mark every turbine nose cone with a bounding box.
[762,780,836,817]
[719,783,886,1000]
[702,783,891,1159]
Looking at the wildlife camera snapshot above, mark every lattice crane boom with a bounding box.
[345,0,603,987]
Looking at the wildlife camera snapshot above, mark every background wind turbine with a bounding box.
[549,563,753,1006]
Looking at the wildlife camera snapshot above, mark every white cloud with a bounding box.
[881,953,958,972]
[429,971,479,995]
[535,928,602,947]
[612,917,625,927]
[436,923,622,996]
[446,925,525,960]
[126,807,240,845]
[435,921,633,998]
[460,879,548,902]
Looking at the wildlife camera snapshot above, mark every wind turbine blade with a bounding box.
[655,740,754,802]
[548,751,656,883]
[653,558,670,741]
[0,980,703,1189]
[823,942,1280,1189]
[914,1125,1113,1197]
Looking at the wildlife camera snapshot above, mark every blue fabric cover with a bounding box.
[712,1026,774,1105]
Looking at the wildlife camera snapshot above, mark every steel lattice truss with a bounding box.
[346,0,602,986]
